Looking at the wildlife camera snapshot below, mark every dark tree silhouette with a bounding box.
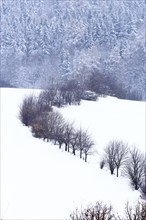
[62,122,75,152]
[19,94,37,126]
[124,148,145,190]
[104,140,128,176]
[124,201,146,220]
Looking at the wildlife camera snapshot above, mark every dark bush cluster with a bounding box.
[19,91,94,162]
[100,140,146,198]
[70,201,146,220]
[19,94,38,126]
[85,70,143,101]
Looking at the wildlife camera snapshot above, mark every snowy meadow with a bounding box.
[1,88,145,219]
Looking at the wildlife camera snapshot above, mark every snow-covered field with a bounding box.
[1,88,145,219]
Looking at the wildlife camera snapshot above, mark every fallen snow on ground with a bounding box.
[1,88,145,219]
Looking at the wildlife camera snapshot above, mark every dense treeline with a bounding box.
[1,0,145,100]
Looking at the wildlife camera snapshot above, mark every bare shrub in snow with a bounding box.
[70,201,146,220]
[124,201,146,220]
[70,201,116,220]
[31,114,48,139]
[100,159,105,169]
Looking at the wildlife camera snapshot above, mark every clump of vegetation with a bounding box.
[19,90,94,163]
[70,201,115,220]
[100,140,145,199]
[70,201,146,220]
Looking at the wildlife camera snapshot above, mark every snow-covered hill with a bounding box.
[1,88,145,219]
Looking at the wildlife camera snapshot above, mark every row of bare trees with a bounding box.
[19,92,94,162]
[31,110,94,162]
[70,201,146,220]
[100,140,146,199]
[18,84,80,127]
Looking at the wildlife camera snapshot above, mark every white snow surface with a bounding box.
[1,88,145,219]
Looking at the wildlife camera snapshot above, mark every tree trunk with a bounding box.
[111,170,114,175]
[116,167,119,177]
[59,142,62,149]
[80,149,82,159]
[135,184,138,190]
[72,147,76,155]
[65,143,67,151]
[85,152,87,162]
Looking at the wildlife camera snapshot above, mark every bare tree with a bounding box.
[19,94,37,126]
[36,91,53,114]
[54,124,65,149]
[76,128,93,161]
[62,122,75,152]
[46,111,64,142]
[140,162,146,200]
[53,115,65,147]
[124,201,146,220]
[104,141,117,175]
[76,128,86,159]
[69,131,80,155]
[104,140,129,176]
[114,141,129,177]
[83,134,94,162]
[124,147,145,190]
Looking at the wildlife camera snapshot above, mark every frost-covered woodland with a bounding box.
[1,0,145,100]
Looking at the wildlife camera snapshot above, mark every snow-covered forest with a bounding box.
[1,0,145,99]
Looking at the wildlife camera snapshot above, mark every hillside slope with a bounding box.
[1,88,145,219]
